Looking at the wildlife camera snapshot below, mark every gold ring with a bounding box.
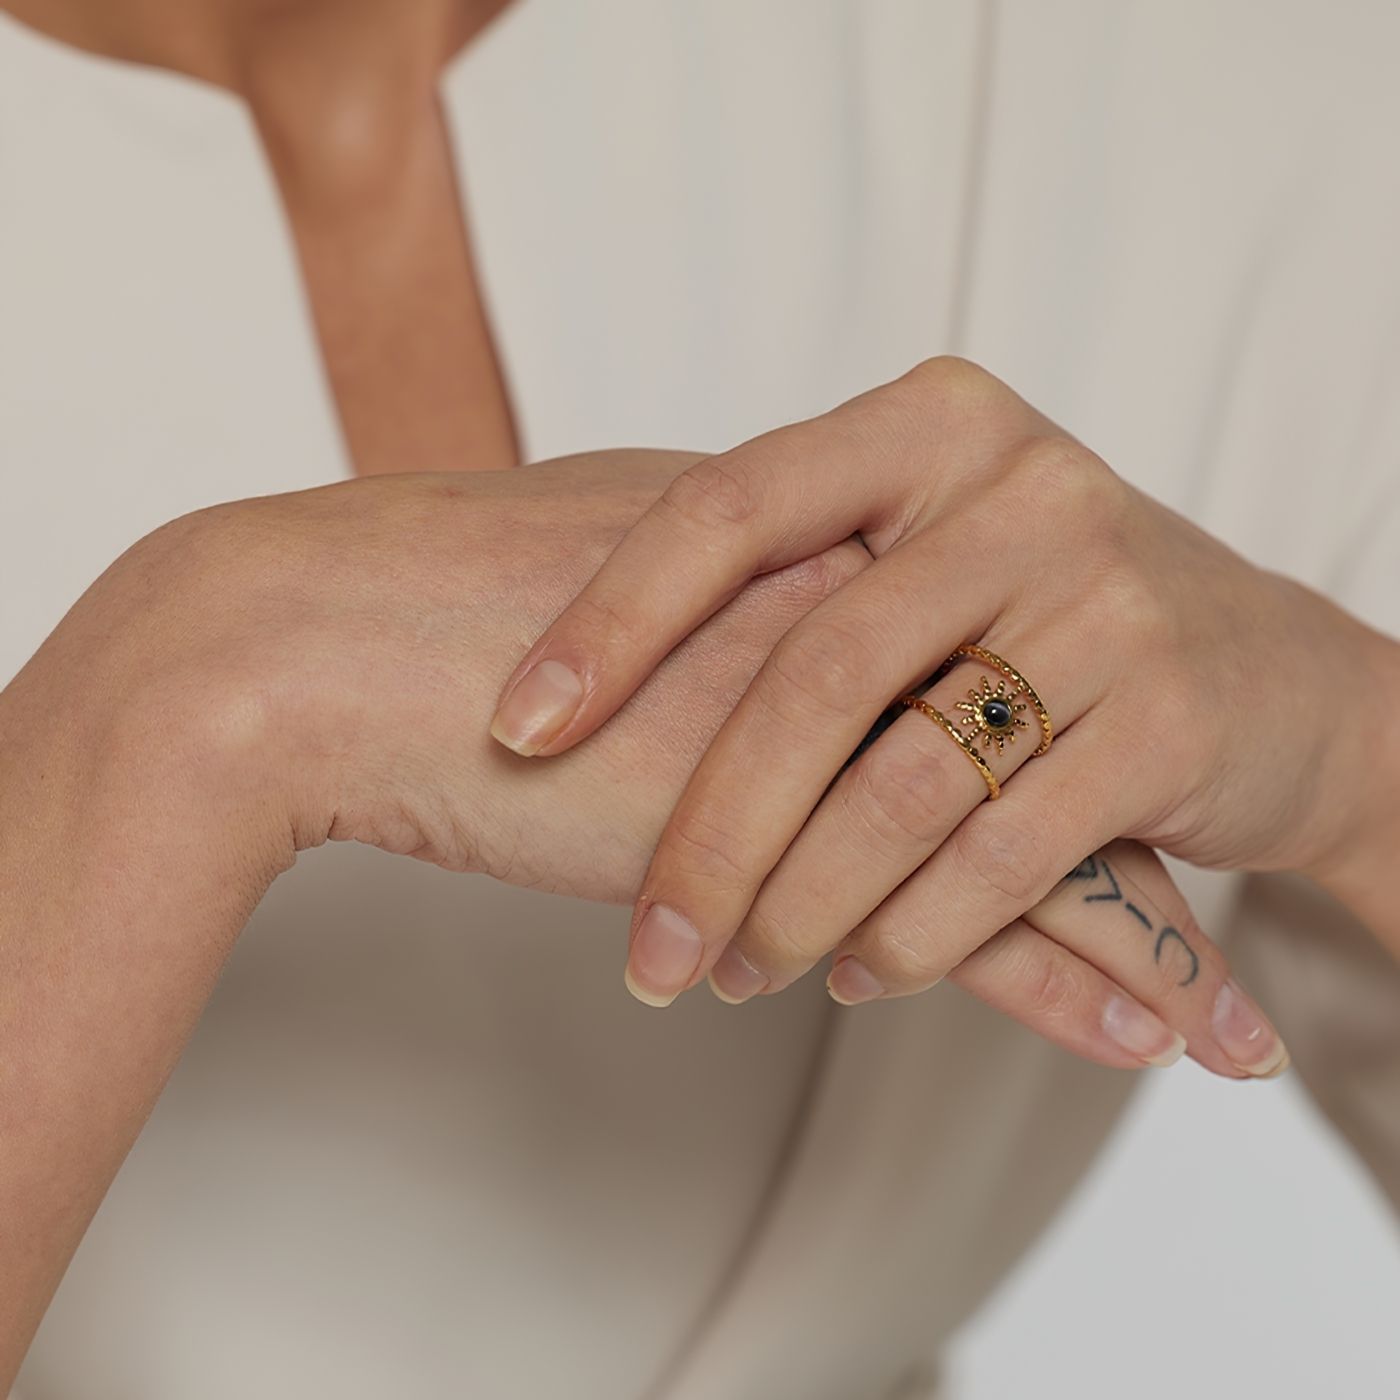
[898,697,1001,799]
[939,642,1054,756]
[896,642,1053,799]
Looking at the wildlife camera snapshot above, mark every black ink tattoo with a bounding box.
[1082,860,1122,903]
[1065,854,1201,988]
[1154,926,1200,987]
[1123,902,1152,930]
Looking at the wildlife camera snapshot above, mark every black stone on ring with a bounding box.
[981,698,1014,730]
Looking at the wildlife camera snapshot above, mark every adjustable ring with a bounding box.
[936,642,1054,756]
[898,696,1002,799]
[897,642,1055,800]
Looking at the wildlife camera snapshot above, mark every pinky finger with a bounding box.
[946,920,1188,1071]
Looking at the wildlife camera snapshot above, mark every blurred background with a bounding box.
[952,1065,1400,1396]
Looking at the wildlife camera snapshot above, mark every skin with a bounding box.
[491,357,1400,1062]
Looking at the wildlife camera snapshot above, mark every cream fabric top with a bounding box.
[2,4,1398,1399]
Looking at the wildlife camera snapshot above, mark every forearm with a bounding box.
[0,669,289,1387]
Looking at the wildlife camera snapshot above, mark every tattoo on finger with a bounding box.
[1063,854,1201,987]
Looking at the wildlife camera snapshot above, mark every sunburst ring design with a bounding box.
[940,642,1054,755]
[896,643,1053,798]
[954,675,1030,755]
[898,696,1001,799]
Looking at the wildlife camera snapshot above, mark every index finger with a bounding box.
[487,377,940,758]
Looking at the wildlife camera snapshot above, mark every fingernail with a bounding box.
[489,660,583,756]
[1212,979,1290,1078]
[709,944,769,1004]
[625,904,703,1008]
[827,956,885,1006]
[1102,994,1187,1067]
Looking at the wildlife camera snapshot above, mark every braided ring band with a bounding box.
[940,642,1054,756]
[898,697,1001,799]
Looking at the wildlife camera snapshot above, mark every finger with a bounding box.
[709,627,1089,1002]
[944,918,1189,1070]
[487,361,1012,758]
[620,530,1022,1009]
[488,426,907,757]
[826,715,1135,998]
[1024,839,1290,1079]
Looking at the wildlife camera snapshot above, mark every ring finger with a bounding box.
[709,633,1093,1001]
[623,529,1014,1007]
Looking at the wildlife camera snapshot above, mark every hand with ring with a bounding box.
[489,357,1397,1080]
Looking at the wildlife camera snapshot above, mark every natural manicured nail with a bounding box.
[709,944,769,1004]
[625,904,703,1008]
[1102,994,1187,1067]
[489,659,583,756]
[827,956,885,1006]
[1212,979,1290,1078]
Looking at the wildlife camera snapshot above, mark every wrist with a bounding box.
[1,505,305,897]
[1,657,294,917]
[1300,611,1400,955]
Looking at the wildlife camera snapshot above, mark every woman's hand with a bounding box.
[3,450,871,904]
[489,359,1394,1078]
[1,448,882,1384]
[167,451,875,901]
[264,451,1231,1073]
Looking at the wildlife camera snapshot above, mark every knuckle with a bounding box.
[879,358,1015,461]
[760,616,891,717]
[659,455,759,529]
[861,916,948,989]
[664,806,753,891]
[1089,560,1180,662]
[1003,437,1141,563]
[903,354,1003,408]
[950,812,1051,909]
[1022,950,1085,1022]
[1005,434,1106,506]
[740,905,817,970]
[565,589,648,655]
[850,741,952,845]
